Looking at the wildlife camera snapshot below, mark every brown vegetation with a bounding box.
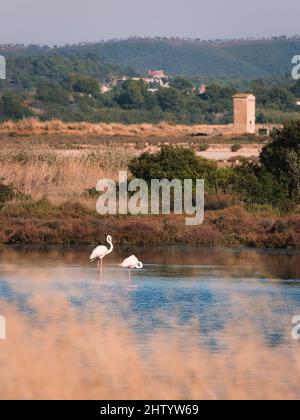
[0,143,133,201]
[0,203,299,248]
[0,118,273,138]
[0,142,299,248]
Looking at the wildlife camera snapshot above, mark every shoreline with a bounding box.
[3,242,300,255]
[1,208,299,249]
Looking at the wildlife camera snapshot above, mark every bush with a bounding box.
[260,121,300,202]
[231,143,242,152]
[157,88,183,112]
[128,125,300,211]
[36,83,70,105]
[227,162,289,207]
[116,79,147,109]
[73,76,99,96]
[128,146,224,192]
[0,93,32,121]
[205,192,239,210]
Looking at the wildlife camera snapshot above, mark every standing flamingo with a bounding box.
[120,255,143,286]
[90,235,113,276]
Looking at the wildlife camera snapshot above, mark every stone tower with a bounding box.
[233,93,256,134]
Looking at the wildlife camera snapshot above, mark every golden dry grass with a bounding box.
[1,294,300,400]
[0,143,134,205]
[0,118,243,138]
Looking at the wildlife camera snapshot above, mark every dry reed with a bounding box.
[0,143,133,203]
[0,118,243,138]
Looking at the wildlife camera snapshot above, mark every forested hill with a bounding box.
[61,38,300,79]
[2,37,299,79]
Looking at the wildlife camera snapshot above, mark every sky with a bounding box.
[0,0,300,46]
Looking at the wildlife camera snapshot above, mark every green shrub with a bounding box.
[0,93,32,121]
[72,76,99,96]
[231,143,242,152]
[115,79,148,109]
[260,121,300,202]
[205,192,239,210]
[228,163,289,207]
[128,127,300,211]
[36,82,70,105]
[128,146,224,192]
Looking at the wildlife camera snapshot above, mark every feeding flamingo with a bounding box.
[120,255,143,286]
[90,235,113,276]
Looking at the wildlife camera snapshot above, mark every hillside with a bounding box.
[1,37,300,79]
[73,38,300,79]
[1,37,300,125]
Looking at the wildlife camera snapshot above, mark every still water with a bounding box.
[1,245,300,398]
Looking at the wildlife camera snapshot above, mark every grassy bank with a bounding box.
[1,202,300,248]
[0,141,299,249]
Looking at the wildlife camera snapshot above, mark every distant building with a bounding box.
[296,98,300,106]
[100,85,112,94]
[143,70,169,91]
[148,70,165,79]
[233,93,256,134]
[100,70,170,94]
[199,84,206,95]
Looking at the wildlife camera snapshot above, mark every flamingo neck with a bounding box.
[107,238,113,255]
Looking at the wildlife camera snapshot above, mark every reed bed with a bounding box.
[0,118,238,137]
[0,143,134,203]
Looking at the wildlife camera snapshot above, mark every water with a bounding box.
[1,245,300,398]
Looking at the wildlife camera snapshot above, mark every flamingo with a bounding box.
[90,235,113,275]
[120,255,143,286]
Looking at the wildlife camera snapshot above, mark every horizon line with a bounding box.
[1,34,300,49]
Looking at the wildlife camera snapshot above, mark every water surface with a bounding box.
[1,245,300,398]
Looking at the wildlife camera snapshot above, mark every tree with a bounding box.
[128,146,223,192]
[157,87,183,112]
[0,93,32,121]
[260,121,300,202]
[291,79,300,98]
[36,82,70,105]
[170,77,194,93]
[267,87,295,110]
[73,76,99,95]
[229,162,288,206]
[201,84,235,101]
[116,79,147,109]
[286,150,300,200]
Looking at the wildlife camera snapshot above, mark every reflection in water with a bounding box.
[0,245,300,399]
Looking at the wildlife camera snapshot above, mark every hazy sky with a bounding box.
[1,0,300,45]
